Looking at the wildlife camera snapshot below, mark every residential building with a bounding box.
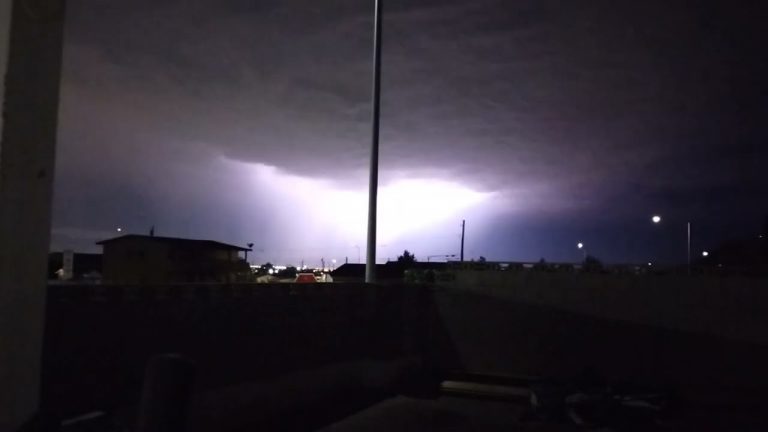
[96,234,251,284]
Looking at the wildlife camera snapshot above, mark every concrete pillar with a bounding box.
[0,1,66,430]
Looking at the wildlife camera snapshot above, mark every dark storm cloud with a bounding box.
[53,0,768,256]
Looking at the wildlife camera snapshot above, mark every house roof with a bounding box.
[96,234,251,251]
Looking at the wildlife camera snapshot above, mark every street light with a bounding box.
[650,214,691,275]
[702,251,709,257]
[577,242,586,260]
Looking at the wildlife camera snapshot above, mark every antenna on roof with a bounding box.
[149,226,155,237]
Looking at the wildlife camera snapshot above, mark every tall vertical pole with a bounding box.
[460,220,465,262]
[365,0,383,283]
[687,221,691,275]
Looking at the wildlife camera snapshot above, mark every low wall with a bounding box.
[440,270,768,345]
[429,276,768,400]
[41,283,420,419]
[43,277,768,421]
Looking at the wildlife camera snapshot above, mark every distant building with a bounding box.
[96,234,251,284]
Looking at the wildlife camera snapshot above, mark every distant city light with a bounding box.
[268,269,274,274]
[702,251,709,257]
[577,242,583,249]
[647,262,652,266]
[651,215,661,224]
[116,227,122,232]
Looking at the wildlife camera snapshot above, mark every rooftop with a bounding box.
[96,234,251,252]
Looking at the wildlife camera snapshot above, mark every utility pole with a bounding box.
[460,220,465,262]
[687,221,691,275]
[365,0,383,283]
[245,243,253,263]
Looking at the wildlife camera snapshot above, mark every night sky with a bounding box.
[51,0,768,266]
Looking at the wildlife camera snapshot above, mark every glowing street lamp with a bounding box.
[702,251,709,257]
[577,242,586,260]
[650,214,691,275]
[116,227,122,232]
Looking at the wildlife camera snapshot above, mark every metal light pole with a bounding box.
[651,215,691,275]
[687,221,691,275]
[365,0,383,283]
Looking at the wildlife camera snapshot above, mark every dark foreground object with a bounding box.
[136,355,195,432]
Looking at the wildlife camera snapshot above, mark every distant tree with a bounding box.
[582,255,604,273]
[255,262,274,276]
[478,256,487,262]
[397,250,417,264]
[277,266,298,279]
[533,258,550,271]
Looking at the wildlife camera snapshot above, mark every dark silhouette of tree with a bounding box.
[397,250,417,264]
[277,266,298,279]
[255,262,274,275]
[478,256,487,262]
[533,258,550,271]
[582,255,604,273]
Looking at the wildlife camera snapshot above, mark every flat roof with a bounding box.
[96,234,251,251]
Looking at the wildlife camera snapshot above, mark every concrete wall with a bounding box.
[431,286,768,402]
[41,283,420,419]
[41,277,768,421]
[441,270,768,346]
[429,270,768,401]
